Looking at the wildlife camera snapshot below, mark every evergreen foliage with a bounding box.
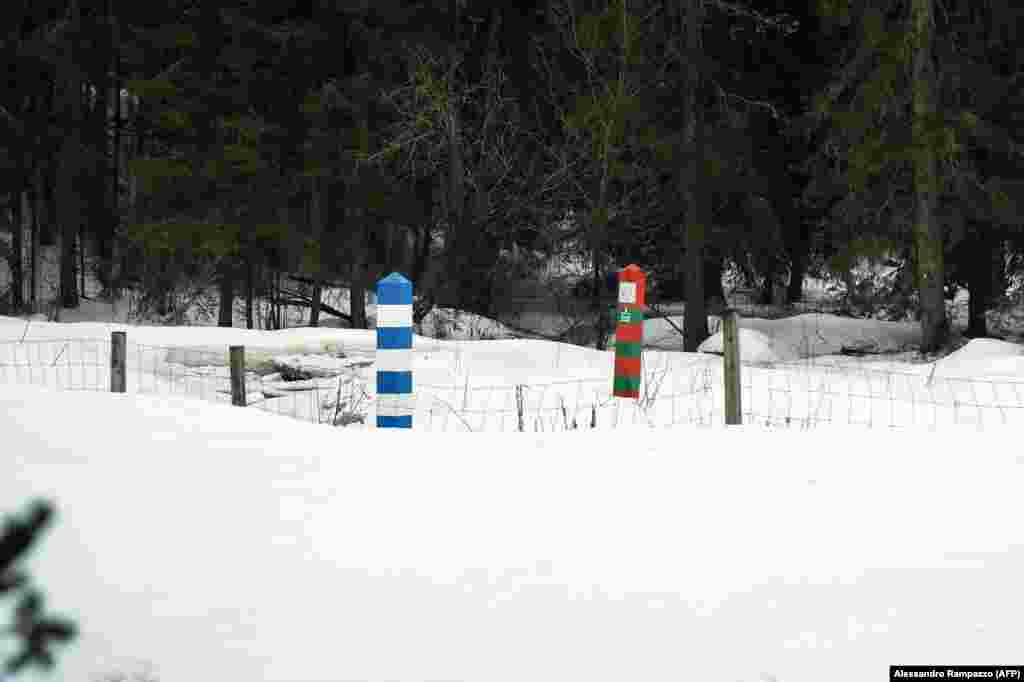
[1,500,76,675]
[0,0,1020,340]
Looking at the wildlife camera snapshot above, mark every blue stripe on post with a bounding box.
[377,370,412,395]
[376,272,413,429]
[377,327,413,350]
[377,415,413,428]
[377,272,413,305]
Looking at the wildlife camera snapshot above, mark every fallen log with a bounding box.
[286,273,351,289]
[277,289,353,323]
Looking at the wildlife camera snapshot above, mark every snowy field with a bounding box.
[4,383,1024,682]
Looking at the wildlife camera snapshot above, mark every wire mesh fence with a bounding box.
[2,333,1024,432]
[734,361,1024,430]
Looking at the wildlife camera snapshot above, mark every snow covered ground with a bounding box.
[4,383,1023,682]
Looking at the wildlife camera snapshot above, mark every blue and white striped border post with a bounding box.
[376,272,413,428]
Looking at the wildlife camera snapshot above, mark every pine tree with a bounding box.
[1,501,76,675]
[808,0,1024,349]
[123,3,294,324]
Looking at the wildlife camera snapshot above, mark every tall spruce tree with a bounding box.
[124,3,296,324]
[808,0,1023,349]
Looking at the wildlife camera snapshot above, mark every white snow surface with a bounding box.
[929,338,1024,380]
[695,314,922,363]
[5,385,1024,682]
[2,314,1024,681]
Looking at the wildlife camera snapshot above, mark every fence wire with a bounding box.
[1,337,1023,432]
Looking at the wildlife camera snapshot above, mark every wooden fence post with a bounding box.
[230,345,246,407]
[722,310,742,425]
[110,331,126,393]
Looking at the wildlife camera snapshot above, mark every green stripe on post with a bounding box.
[613,375,641,392]
[616,308,644,324]
[614,340,643,357]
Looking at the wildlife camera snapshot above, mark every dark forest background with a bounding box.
[0,0,1022,354]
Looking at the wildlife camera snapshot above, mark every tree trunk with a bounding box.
[275,269,283,329]
[757,258,788,306]
[9,189,25,311]
[411,222,431,289]
[410,221,435,323]
[681,0,709,352]
[261,265,270,329]
[786,219,810,303]
[591,245,608,350]
[118,98,138,291]
[705,254,724,305]
[911,0,947,352]
[57,190,79,309]
[965,271,989,338]
[79,223,86,297]
[758,276,773,305]
[308,175,326,327]
[441,0,502,315]
[351,264,368,329]
[446,134,467,307]
[218,262,235,327]
[273,269,281,329]
[95,2,120,295]
[350,206,369,329]
[245,254,254,329]
[58,195,78,308]
[40,156,57,248]
[410,177,435,290]
[31,170,42,311]
[445,0,467,308]
[57,1,82,310]
[964,226,996,338]
[93,92,116,295]
[589,115,612,348]
[309,278,322,327]
[117,80,139,293]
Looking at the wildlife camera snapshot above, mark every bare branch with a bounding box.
[709,80,786,121]
[811,41,877,121]
[704,0,801,35]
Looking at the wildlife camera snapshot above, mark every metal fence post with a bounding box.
[376,272,413,428]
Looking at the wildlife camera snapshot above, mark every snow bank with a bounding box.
[417,307,521,340]
[697,313,922,363]
[929,338,1024,381]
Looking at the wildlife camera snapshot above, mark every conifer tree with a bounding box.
[808,0,1023,348]
[1,501,76,676]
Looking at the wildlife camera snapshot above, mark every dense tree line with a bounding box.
[0,0,1021,352]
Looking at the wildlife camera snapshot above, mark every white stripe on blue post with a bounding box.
[376,272,413,428]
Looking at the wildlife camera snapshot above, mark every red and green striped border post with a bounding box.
[613,264,645,398]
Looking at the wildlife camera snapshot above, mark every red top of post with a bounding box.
[617,264,645,307]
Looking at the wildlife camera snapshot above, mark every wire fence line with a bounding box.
[1,336,1023,432]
